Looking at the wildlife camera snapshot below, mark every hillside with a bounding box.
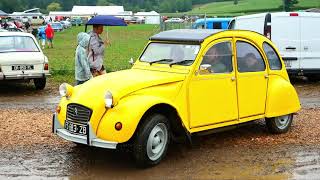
[187,0,320,16]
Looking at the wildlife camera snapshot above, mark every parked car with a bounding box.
[50,22,64,32]
[0,32,50,89]
[70,18,83,26]
[192,18,232,29]
[53,29,300,167]
[164,18,184,23]
[60,21,72,29]
[229,12,320,80]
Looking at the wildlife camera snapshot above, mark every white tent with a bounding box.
[72,6,125,16]
[134,11,160,24]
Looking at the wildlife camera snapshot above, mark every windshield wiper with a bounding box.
[169,60,194,67]
[149,59,174,65]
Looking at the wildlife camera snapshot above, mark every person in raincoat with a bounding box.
[75,32,93,85]
[45,24,54,48]
[38,26,46,49]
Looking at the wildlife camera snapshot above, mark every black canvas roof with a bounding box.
[150,29,223,43]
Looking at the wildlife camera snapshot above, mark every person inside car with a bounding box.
[201,42,232,73]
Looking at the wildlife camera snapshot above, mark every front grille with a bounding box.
[66,104,92,123]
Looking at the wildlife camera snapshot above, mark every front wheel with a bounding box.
[133,114,170,167]
[34,77,46,90]
[266,114,293,134]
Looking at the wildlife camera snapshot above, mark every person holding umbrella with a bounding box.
[85,15,127,77]
[88,25,110,76]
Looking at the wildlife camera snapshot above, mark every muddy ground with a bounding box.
[0,79,320,179]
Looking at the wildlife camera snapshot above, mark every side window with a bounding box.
[263,42,282,70]
[236,41,266,72]
[213,22,222,29]
[201,41,233,74]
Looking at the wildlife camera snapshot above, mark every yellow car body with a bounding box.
[53,29,300,166]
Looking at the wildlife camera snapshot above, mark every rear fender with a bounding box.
[265,75,301,117]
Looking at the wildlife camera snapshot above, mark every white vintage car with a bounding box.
[0,32,50,89]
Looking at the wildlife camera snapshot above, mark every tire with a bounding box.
[34,78,46,90]
[266,114,293,134]
[133,114,170,167]
[307,75,320,82]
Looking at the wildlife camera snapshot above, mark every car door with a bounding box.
[272,13,301,70]
[235,40,268,120]
[189,39,238,128]
[300,14,320,70]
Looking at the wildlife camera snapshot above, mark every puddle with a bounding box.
[0,144,319,179]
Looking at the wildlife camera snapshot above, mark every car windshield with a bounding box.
[0,36,39,53]
[140,43,200,66]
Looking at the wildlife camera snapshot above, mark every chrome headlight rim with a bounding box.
[59,83,68,97]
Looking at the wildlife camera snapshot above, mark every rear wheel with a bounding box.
[34,78,46,90]
[307,75,320,82]
[266,114,293,134]
[133,114,170,167]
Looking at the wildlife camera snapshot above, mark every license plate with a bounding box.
[65,120,87,135]
[12,65,34,71]
[284,60,292,68]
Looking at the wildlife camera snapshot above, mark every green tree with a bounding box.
[47,2,62,11]
[96,0,109,6]
[283,0,299,11]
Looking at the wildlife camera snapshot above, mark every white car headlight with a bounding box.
[104,91,113,108]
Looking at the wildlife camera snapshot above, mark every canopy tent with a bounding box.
[0,10,8,17]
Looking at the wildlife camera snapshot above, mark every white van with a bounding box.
[229,12,320,80]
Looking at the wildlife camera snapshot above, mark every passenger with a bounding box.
[240,53,265,72]
[202,43,230,73]
[75,32,92,85]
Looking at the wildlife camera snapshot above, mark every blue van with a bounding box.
[192,18,232,30]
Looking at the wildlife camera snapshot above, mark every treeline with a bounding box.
[0,0,233,13]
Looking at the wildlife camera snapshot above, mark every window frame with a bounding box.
[235,40,267,73]
[199,39,234,75]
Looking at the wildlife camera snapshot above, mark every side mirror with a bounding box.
[197,64,212,75]
[129,57,134,65]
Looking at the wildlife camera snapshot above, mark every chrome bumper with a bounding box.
[2,73,50,80]
[52,113,118,149]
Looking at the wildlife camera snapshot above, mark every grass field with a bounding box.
[167,0,320,17]
[44,25,159,83]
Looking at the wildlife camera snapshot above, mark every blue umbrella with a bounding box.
[85,15,127,32]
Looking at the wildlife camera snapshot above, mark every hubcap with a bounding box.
[274,115,291,130]
[147,123,168,161]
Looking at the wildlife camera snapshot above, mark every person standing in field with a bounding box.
[45,24,54,48]
[75,32,92,85]
[38,26,46,49]
[88,24,111,77]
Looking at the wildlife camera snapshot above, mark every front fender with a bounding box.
[96,94,178,143]
[265,75,301,118]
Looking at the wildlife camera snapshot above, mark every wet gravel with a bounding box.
[0,108,320,179]
[0,79,320,179]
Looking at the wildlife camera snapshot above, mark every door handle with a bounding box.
[265,74,269,79]
[286,46,296,50]
[231,77,236,81]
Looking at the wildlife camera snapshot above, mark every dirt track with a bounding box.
[0,79,320,179]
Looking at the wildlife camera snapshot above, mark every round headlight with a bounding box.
[104,91,113,108]
[59,83,73,97]
[59,83,67,97]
